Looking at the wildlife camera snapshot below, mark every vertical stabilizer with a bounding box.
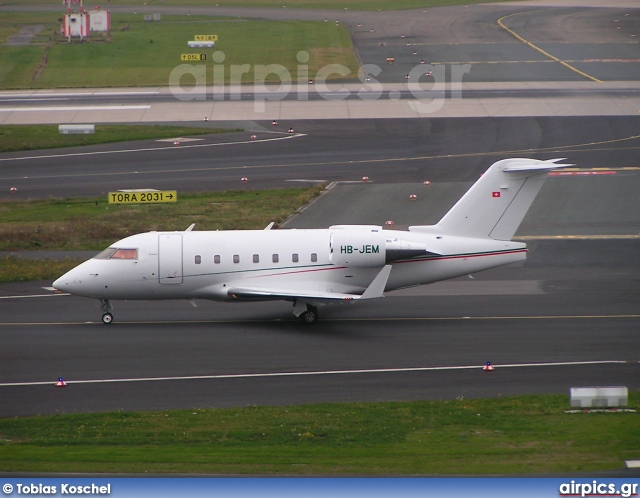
[435,158,572,240]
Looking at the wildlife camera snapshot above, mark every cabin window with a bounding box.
[195,255,201,264]
[311,253,317,262]
[214,255,221,264]
[253,254,259,263]
[233,255,240,264]
[292,253,299,263]
[272,254,279,263]
[110,248,138,260]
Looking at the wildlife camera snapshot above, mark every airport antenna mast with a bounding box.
[63,0,84,9]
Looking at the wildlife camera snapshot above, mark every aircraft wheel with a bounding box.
[102,312,113,325]
[299,309,318,324]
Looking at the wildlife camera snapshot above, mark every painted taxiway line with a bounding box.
[515,235,640,240]
[1,312,639,325]
[497,11,602,83]
[1,314,638,325]
[0,360,630,388]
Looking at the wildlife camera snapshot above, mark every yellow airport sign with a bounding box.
[181,53,207,61]
[194,34,218,41]
[108,191,177,204]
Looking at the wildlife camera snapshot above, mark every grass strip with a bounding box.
[1,0,521,10]
[0,14,359,89]
[0,186,324,282]
[0,394,637,474]
[0,125,237,153]
[0,256,83,284]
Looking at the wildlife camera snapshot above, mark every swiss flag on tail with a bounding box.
[492,191,501,198]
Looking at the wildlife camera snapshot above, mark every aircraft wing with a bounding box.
[227,265,393,302]
[227,287,362,302]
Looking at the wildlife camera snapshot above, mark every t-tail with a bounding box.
[432,158,572,240]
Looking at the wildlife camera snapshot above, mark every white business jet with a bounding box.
[53,158,570,324]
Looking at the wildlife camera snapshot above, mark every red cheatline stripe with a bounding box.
[549,171,617,176]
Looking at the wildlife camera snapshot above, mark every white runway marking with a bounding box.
[0,293,69,299]
[0,105,150,112]
[0,360,628,388]
[0,133,305,163]
[156,137,204,143]
[0,91,159,98]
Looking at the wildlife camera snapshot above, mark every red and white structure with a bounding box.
[62,12,90,41]
[61,0,110,41]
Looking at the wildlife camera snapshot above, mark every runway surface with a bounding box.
[1,117,638,417]
[0,1,639,418]
[2,116,640,199]
[0,236,638,417]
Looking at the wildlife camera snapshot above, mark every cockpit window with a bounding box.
[94,248,117,260]
[110,248,138,260]
[94,248,137,260]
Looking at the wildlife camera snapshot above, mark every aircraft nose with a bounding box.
[52,265,90,294]
[52,273,78,293]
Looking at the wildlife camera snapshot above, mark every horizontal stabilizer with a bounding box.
[502,158,574,172]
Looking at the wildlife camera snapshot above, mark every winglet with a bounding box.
[185,223,196,232]
[264,222,275,231]
[361,265,392,300]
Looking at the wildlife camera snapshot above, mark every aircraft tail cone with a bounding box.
[483,362,495,372]
[55,377,67,387]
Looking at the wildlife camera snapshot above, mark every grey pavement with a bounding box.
[2,81,640,124]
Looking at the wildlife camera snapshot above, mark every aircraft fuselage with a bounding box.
[54,227,526,301]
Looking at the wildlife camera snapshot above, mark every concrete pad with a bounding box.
[210,100,282,121]
[432,100,493,118]
[71,108,148,123]
[347,99,419,118]
[280,100,350,119]
[0,110,79,125]
[141,102,214,122]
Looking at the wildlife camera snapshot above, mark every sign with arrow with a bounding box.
[108,190,177,204]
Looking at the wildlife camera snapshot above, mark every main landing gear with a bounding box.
[100,299,114,324]
[293,301,319,324]
[299,306,319,324]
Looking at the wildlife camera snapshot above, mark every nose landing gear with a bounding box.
[100,299,114,324]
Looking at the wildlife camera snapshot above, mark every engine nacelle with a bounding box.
[329,228,429,267]
[329,229,386,267]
